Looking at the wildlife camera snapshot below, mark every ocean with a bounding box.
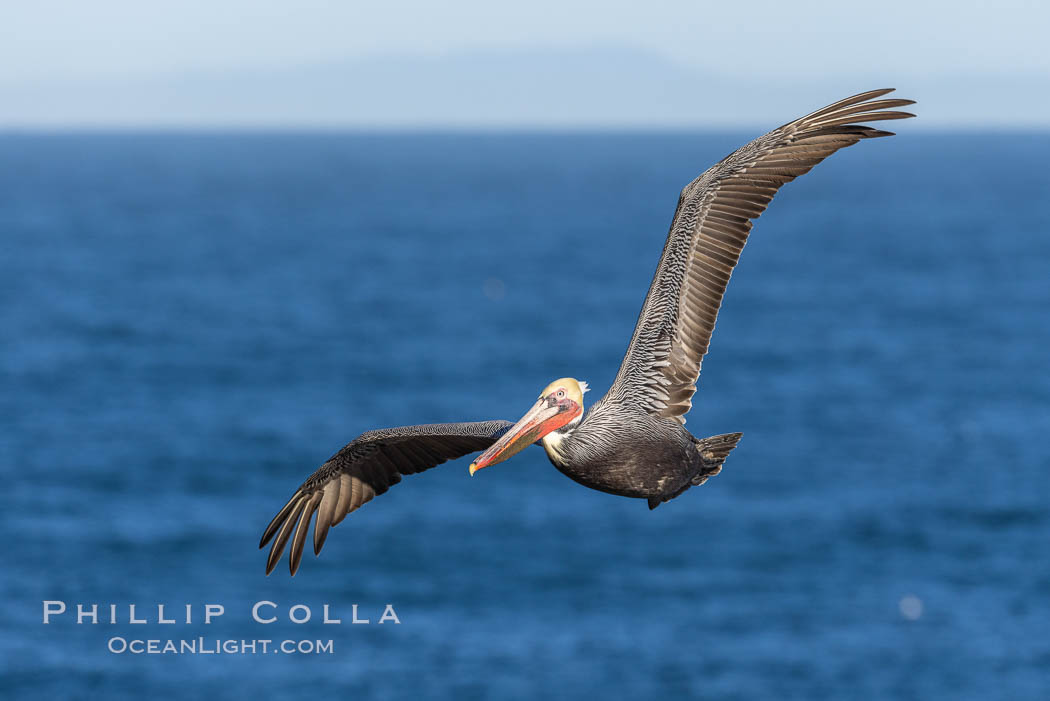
[1,131,1048,699]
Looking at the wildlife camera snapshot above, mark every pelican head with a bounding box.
[469,378,588,475]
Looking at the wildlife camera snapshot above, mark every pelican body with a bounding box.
[260,89,915,575]
[470,377,739,506]
[537,388,740,506]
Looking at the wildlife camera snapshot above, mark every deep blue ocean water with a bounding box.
[1,131,1048,699]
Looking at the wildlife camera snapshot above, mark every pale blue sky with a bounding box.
[2,1,1048,127]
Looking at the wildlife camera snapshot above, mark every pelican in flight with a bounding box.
[261,89,915,575]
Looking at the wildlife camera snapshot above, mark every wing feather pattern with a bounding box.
[606,89,915,422]
[259,420,511,575]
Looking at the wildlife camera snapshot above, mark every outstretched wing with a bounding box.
[605,89,915,422]
[259,420,511,575]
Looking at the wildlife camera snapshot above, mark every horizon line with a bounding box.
[0,123,1047,134]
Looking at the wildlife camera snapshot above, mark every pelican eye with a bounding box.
[557,390,565,398]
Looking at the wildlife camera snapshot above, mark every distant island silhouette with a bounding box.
[0,45,1044,128]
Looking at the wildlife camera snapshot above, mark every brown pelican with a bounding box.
[260,89,915,575]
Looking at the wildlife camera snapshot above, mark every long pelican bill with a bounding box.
[469,395,579,474]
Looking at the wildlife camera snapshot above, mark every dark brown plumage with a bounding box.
[606,89,916,420]
[259,421,510,575]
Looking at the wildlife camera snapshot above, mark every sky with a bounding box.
[2,1,1048,128]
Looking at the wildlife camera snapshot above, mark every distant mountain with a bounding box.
[1,45,1047,128]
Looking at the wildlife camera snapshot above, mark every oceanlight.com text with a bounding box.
[107,637,334,655]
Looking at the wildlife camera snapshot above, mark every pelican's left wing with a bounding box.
[259,420,511,575]
[605,89,915,422]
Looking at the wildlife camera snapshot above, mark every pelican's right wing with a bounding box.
[605,89,915,422]
[259,420,511,575]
